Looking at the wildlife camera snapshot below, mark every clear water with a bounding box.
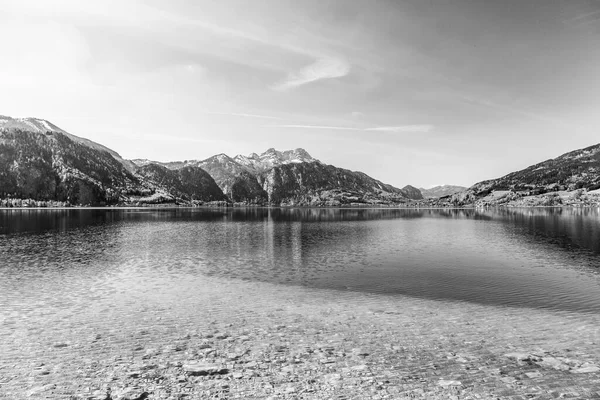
[1,207,600,320]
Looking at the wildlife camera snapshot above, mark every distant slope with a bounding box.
[0,115,136,172]
[258,162,408,206]
[0,128,139,205]
[428,143,600,207]
[136,164,227,203]
[131,154,269,204]
[419,185,467,198]
[470,143,600,194]
[196,154,263,200]
[401,185,423,200]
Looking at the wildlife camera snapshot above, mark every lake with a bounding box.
[3,207,600,398]
[1,207,599,317]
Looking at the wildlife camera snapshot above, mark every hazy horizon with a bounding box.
[1,0,599,188]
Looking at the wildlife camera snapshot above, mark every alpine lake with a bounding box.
[1,207,600,399]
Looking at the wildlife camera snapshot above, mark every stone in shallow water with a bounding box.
[183,361,228,376]
[536,357,570,371]
[27,383,56,397]
[572,365,600,373]
[438,379,462,387]
[501,376,517,384]
[351,348,369,357]
[504,352,533,362]
[525,371,543,378]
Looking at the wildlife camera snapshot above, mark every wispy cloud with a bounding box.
[366,125,434,133]
[265,123,434,132]
[144,134,223,144]
[576,15,600,26]
[272,57,350,91]
[563,9,600,26]
[203,111,282,120]
[459,95,583,129]
[265,124,361,130]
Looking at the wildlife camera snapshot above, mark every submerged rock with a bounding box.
[438,379,462,387]
[572,365,600,373]
[183,361,228,376]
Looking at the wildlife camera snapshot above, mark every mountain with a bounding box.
[433,143,600,207]
[131,148,317,173]
[0,114,422,207]
[130,148,415,206]
[136,164,227,204]
[419,185,467,198]
[233,148,317,173]
[401,185,423,200]
[471,143,600,194]
[196,149,318,204]
[258,162,408,206]
[130,148,413,205]
[195,154,268,204]
[131,154,269,204]
[0,115,227,206]
[0,124,139,206]
[0,116,136,172]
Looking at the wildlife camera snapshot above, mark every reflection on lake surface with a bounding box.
[1,207,600,320]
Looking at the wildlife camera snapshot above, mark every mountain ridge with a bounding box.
[131,147,318,173]
[424,143,600,207]
[129,147,423,205]
[0,116,228,206]
[0,115,136,172]
[7,113,598,208]
[419,185,467,198]
[0,115,417,207]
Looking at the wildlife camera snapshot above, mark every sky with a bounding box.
[1,0,599,188]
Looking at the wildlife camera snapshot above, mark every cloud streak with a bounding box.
[266,124,361,130]
[203,111,282,120]
[265,124,434,132]
[459,95,585,129]
[563,9,600,26]
[272,57,350,91]
[366,125,434,133]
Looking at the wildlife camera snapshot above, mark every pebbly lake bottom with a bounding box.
[1,274,600,399]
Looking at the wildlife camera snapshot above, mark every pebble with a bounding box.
[572,365,600,373]
[438,379,462,387]
[505,352,533,362]
[525,371,543,378]
[183,361,229,376]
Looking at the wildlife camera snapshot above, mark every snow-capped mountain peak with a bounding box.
[232,148,318,172]
[0,114,136,171]
[0,115,66,134]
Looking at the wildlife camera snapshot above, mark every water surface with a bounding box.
[1,207,600,322]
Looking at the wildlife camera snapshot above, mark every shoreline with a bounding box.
[1,204,597,211]
[2,275,599,399]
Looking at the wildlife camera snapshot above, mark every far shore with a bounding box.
[3,204,600,212]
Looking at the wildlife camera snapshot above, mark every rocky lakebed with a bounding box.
[1,276,600,399]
